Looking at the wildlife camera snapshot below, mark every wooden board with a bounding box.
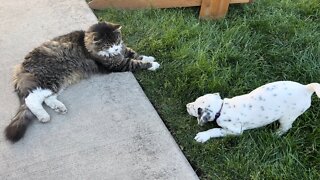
[88,0,250,10]
[89,0,201,9]
[199,0,230,19]
[230,0,251,3]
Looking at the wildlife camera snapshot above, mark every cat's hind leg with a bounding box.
[44,94,67,114]
[25,88,53,123]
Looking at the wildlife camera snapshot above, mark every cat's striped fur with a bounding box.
[5,22,160,142]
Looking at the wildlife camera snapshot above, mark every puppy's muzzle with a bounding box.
[198,114,210,126]
[186,103,193,116]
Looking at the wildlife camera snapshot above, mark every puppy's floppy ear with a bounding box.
[213,93,220,97]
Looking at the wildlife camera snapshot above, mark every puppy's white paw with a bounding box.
[141,56,155,63]
[148,62,160,71]
[195,132,211,143]
[38,113,50,123]
[275,129,287,137]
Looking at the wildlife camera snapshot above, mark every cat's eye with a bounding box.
[93,36,101,42]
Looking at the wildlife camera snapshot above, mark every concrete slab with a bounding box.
[0,0,198,179]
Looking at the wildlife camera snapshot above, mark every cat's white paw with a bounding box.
[38,113,51,123]
[148,62,160,71]
[194,132,211,143]
[141,56,155,63]
[53,104,68,114]
[44,96,68,114]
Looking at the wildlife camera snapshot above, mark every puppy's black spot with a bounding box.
[273,93,277,96]
[224,119,231,122]
[197,108,202,116]
[248,104,252,109]
[260,106,265,111]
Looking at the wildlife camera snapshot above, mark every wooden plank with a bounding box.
[89,0,202,10]
[230,0,250,3]
[199,0,230,19]
[88,0,251,19]
[88,0,251,10]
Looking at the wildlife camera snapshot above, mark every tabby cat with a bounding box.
[5,22,160,142]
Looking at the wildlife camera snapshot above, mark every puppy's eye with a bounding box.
[197,108,202,116]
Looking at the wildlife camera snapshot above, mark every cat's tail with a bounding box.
[5,66,38,142]
[306,83,320,98]
[5,102,35,143]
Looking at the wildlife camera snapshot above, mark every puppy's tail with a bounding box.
[5,103,35,143]
[306,83,320,98]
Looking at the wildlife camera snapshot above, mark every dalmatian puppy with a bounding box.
[187,81,320,143]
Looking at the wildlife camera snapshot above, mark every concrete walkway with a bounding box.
[0,0,198,179]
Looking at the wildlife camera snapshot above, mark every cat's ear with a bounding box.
[112,24,122,31]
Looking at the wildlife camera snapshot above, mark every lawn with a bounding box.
[94,0,320,179]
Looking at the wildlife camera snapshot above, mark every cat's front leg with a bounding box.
[96,54,160,72]
[140,56,155,63]
[124,47,140,59]
[106,57,159,72]
[146,61,160,71]
[120,58,159,72]
[124,47,155,63]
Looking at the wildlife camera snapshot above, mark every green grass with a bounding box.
[94,0,320,179]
